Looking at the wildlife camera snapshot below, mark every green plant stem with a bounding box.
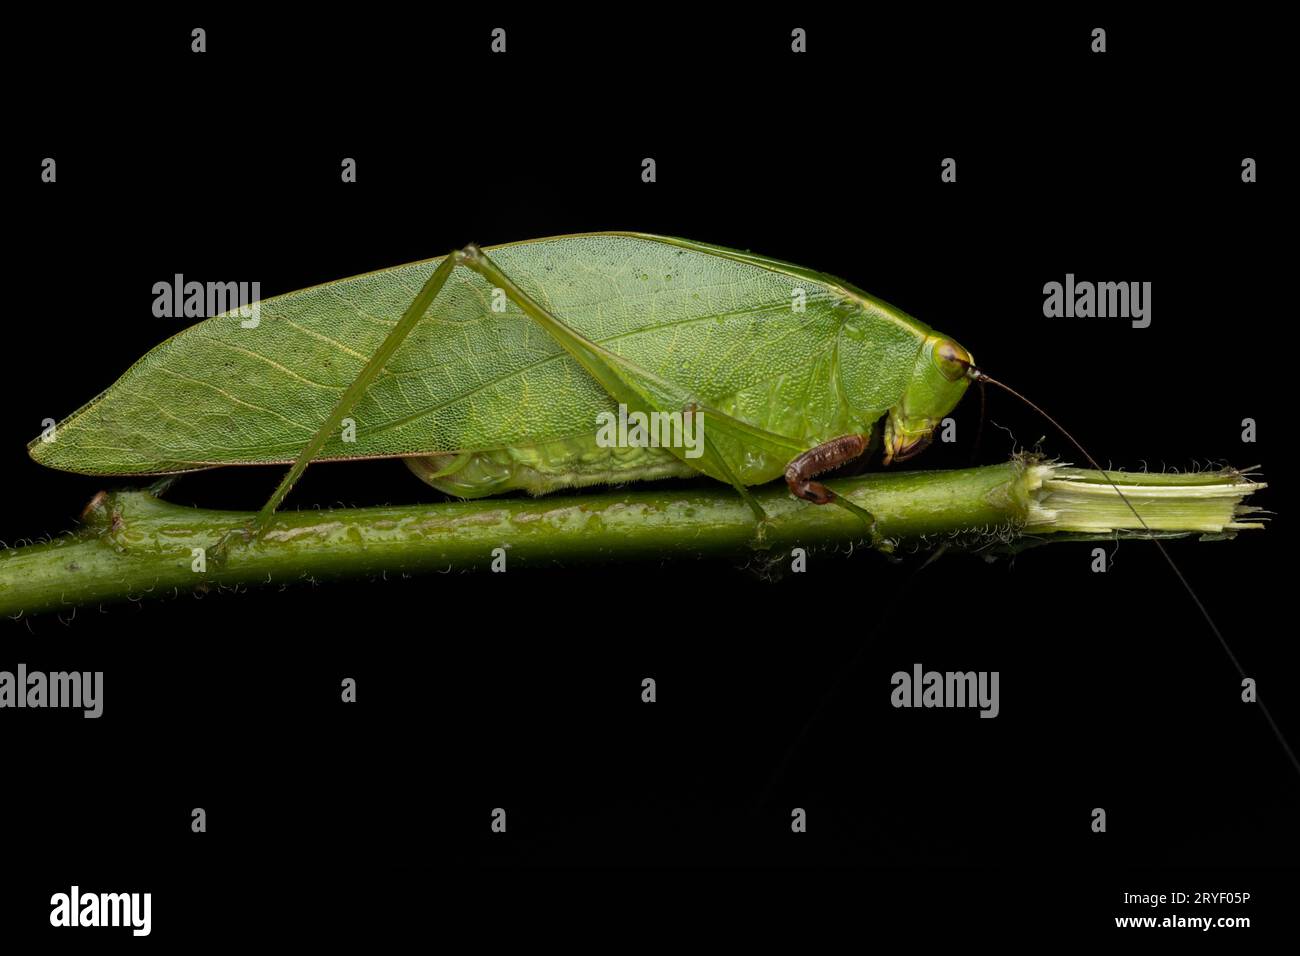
[0,458,1265,617]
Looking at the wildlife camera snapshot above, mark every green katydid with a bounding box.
[25,232,1290,773]
[28,233,978,541]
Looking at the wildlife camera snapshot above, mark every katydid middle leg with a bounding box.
[454,245,771,523]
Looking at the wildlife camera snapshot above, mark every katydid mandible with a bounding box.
[29,233,979,540]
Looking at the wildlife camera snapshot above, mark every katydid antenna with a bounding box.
[967,363,1298,779]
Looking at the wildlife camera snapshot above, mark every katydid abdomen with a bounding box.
[407,435,698,498]
[29,233,974,503]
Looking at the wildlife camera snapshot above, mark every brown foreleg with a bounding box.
[784,434,870,505]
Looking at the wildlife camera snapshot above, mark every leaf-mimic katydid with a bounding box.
[16,230,1228,556]
[27,231,1294,773]
[6,235,1224,576]
[29,233,977,534]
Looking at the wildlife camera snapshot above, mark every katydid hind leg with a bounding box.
[222,241,800,558]
[456,245,774,524]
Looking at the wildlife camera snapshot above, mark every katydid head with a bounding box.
[882,335,975,464]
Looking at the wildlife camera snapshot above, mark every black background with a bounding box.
[4,9,1293,942]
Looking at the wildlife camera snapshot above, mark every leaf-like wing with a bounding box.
[30,233,893,475]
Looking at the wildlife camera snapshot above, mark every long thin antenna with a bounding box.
[970,367,1299,779]
[968,377,987,466]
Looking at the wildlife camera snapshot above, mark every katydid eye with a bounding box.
[934,339,972,382]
